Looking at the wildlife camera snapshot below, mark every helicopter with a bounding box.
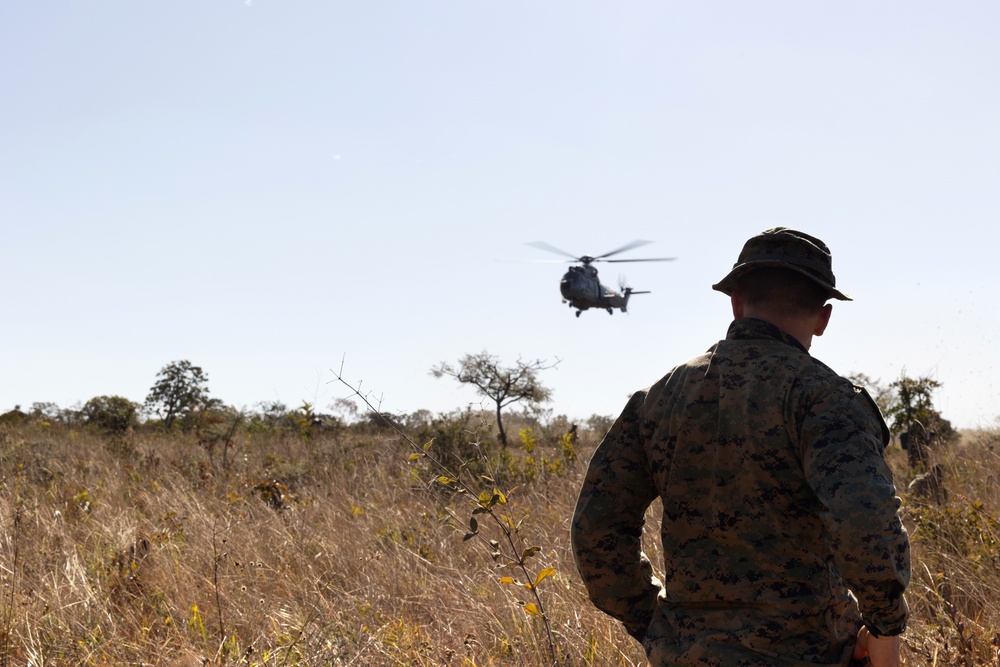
[527,240,676,317]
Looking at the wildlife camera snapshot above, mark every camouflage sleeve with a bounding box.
[800,385,910,636]
[571,390,662,640]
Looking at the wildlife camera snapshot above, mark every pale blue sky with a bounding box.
[3,2,998,428]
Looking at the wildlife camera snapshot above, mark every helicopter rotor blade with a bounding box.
[526,241,581,261]
[594,239,653,260]
[498,259,571,264]
[603,257,677,263]
[527,239,678,265]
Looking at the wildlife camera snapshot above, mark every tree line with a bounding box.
[1,357,957,458]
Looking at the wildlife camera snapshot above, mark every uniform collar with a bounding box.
[726,318,809,354]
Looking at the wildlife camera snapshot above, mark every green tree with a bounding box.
[29,402,62,422]
[884,372,957,446]
[0,406,26,427]
[431,352,558,447]
[586,413,615,437]
[81,395,139,434]
[886,373,940,433]
[254,400,288,428]
[145,360,212,430]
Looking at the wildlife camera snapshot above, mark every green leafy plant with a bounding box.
[80,395,139,434]
[910,501,999,569]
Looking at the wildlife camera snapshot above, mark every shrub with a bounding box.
[412,408,493,477]
[80,395,139,434]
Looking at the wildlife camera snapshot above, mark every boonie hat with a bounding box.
[712,227,851,301]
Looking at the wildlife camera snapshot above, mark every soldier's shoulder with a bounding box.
[795,358,890,440]
[795,355,860,395]
[849,384,891,444]
[646,350,711,387]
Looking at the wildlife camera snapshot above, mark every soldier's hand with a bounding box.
[853,626,901,667]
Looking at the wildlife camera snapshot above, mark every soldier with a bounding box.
[900,421,931,472]
[907,463,948,506]
[572,228,910,667]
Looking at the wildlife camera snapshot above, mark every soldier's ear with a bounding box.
[813,303,833,336]
[731,291,745,319]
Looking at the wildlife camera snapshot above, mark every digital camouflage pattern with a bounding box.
[712,227,851,301]
[572,318,910,667]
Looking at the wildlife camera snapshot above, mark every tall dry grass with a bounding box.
[0,414,998,666]
[892,430,1000,667]
[0,414,645,666]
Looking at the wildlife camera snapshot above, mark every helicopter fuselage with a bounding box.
[560,266,637,316]
[526,239,670,317]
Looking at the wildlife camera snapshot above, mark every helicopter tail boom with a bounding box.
[622,285,655,312]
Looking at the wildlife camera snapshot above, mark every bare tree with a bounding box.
[431,351,559,447]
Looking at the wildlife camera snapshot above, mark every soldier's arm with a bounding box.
[571,390,661,640]
[801,386,910,638]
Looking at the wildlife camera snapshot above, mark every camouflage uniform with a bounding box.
[900,423,930,472]
[572,318,910,667]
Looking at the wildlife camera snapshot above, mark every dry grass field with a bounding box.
[0,409,998,666]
